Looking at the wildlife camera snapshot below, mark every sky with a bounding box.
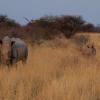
[0,0,99,25]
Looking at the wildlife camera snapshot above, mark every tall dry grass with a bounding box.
[0,34,100,100]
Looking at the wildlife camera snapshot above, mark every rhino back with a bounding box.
[11,38,26,46]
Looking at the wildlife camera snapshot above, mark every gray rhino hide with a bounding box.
[11,38,28,64]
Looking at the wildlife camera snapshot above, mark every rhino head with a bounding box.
[0,36,15,65]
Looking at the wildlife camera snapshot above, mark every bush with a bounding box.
[30,15,86,38]
[0,15,20,27]
[55,15,85,38]
[72,35,90,46]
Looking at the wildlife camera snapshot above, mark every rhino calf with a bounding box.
[80,44,96,57]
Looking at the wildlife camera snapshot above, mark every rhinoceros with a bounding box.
[0,36,12,65]
[0,36,28,66]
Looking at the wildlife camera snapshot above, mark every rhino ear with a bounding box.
[11,41,15,46]
[0,40,2,45]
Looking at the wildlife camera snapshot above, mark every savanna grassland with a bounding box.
[0,33,99,100]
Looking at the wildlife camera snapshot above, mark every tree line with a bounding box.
[0,15,100,41]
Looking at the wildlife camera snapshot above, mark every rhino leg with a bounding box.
[10,45,18,66]
[22,47,28,65]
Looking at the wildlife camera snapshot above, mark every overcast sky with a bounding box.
[0,0,99,25]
